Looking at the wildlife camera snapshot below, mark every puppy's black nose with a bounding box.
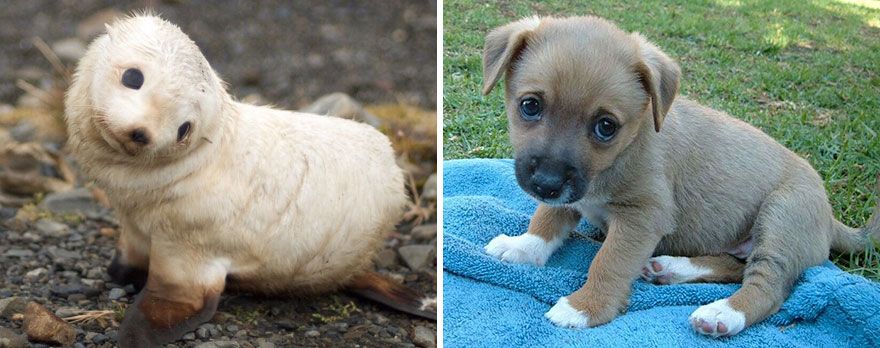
[530,157,577,201]
[532,170,565,200]
[129,128,150,145]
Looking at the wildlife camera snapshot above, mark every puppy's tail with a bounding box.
[347,271,436,320]
[831,175,880,253]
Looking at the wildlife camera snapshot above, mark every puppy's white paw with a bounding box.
[545,297,590,328]
[641,255,712,285]
[484,233,562,266]
[689,299,746,337]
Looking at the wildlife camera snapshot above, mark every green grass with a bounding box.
[443,0,880,279]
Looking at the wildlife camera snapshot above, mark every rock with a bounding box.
[374,248,398,269]
[22,302,75,346]
[412,326,435,348]
[302,93,383,128]
[0,207,17,220]
[33,219,69,237]
[50,284,100,298]
[3,249,33,258]
[0,327,27,348]
[374,313,390,325]
[397,245,435,270]
[108,288,125,301]
[91,333,108,344]
[226,324,239,332]
[411,224,437,242]
[255,339,276,348]
[0,297,27,319]
[46,246,80,261]
[39,188,103,217]
[304,330,320,337]
[9,122,36,142]
[51,38,86,62]
[194,341,241,348]
[195,327,209,339]
[182,332,195,340]
[53,307,82,318]
[76,8,124,40]
[421,174,436,201]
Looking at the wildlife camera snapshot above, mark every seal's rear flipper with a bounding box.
[347,271,437,320]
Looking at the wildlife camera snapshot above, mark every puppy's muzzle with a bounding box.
[515,156,586,205]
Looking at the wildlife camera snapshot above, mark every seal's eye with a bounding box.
[121,68,144,89]
[519,97,542,122]
[177,121,192,142]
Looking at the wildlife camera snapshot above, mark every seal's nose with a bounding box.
[129,128,151,145]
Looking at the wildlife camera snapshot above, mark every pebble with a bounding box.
[397,244,435,270]
[39,188,103,217]
[3,249,34,258]
[411,224,437,242]
[47,246,80,261]
[0,327,27,348]
[34,219,69,237]
[194,341,241,348]
[421,174,437,201]
[182,332,196,340]
[412,326,436,348]
[108,288,126,300]
[374,248,399,268]
[196,327,210,339]
[50,284,99,298]
[0,297,27,319]
[374,313,390,325]
[227,324,240,332]
[24,267,48,281]
[304,330,320,337]
[23,302,75,346]
[255,339,276,348]
[54,307,82,318]
[51,38,87,61]
[92,333,108,344]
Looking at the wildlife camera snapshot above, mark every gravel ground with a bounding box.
[0,1,437,347]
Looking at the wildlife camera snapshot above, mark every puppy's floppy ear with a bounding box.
[632,33,680,132]
[482,17,541,96]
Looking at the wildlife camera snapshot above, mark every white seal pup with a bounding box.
[64,14,433,347]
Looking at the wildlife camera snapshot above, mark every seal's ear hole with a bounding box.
[177,121,192,142]
[122,68,144,90]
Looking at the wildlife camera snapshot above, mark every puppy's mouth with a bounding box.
[515,156,587,205]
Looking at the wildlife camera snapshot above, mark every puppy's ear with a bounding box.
[482,17,541,96]
[632,34,680,132]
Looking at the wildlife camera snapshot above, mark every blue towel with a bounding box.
[442,159,880,347]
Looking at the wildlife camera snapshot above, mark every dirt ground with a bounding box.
[0,1,437,347]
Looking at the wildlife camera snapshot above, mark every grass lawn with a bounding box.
[443,0,880,279]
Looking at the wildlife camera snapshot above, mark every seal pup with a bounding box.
[65,14,434,346]
[481,16,879,337]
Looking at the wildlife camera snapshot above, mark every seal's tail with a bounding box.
[831,174,880,253]
[347,270,436,320]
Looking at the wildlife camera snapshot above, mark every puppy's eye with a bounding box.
[519,97,542,121]
[177,121,192,142]
[593,116,618,142]
[121,68,144,89]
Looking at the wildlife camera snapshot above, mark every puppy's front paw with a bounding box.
[484,233,559,266]
[641,255,710,285]
[689,299,746,337]
[545,297,590,328]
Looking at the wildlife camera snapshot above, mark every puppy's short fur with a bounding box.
[482,16,880,337]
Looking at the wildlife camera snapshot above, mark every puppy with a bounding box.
[482,16,879,337]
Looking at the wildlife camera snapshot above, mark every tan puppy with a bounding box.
[65,15,432,347]
[482,16,879,337]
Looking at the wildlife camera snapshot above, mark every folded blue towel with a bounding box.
[442,159,880,347]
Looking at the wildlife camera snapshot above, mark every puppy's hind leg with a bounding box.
[485,204,581,266]
[642,254,744,285]
[689,185,830,337]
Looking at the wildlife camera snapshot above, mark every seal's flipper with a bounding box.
[347,270,436,320]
